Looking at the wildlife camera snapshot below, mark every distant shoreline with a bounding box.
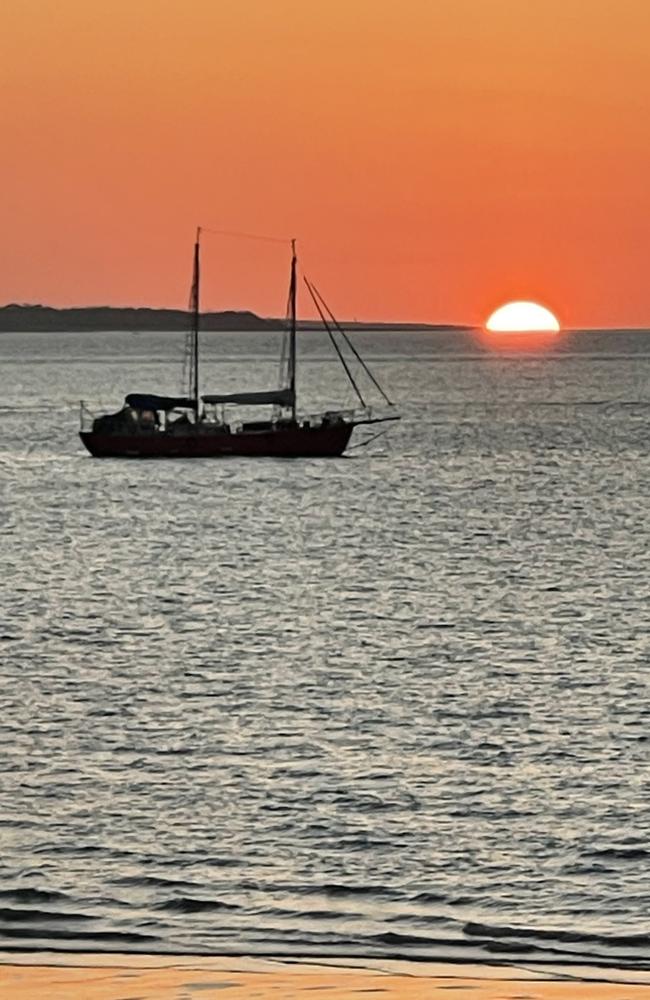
[0,304,470,333]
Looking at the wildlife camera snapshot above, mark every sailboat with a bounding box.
[79,229,398,458]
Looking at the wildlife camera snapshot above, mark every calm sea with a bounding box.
[0,327,649,970]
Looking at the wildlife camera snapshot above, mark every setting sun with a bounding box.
[486,302,560,333]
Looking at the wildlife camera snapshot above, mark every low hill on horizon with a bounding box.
[0,303,470,333]
[0,303,282,332]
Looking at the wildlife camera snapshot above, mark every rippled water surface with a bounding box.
[1,328,649,969]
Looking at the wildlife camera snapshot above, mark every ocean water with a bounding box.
[0,327,649,970]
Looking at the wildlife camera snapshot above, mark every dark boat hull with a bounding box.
[79,423,354,458]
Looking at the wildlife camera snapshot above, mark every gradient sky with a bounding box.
[2,0,650,325]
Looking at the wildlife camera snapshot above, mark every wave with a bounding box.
[154,897,241,914]
[316,883,404,899]
[410,891,448,904]
[110,875,205,891]
[0,927,158,945]
[0,907,94,924]
[0,889,70,905]
[582,847,650,862]
[464,920,650,952]
[0,901,649,969]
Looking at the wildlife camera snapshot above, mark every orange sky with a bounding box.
[2,0,650,325]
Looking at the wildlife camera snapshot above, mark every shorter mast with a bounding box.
[190,227,201,412]
[288,239,297,422]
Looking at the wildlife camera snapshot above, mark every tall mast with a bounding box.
[288,238,297,421]
[191,226,201,412]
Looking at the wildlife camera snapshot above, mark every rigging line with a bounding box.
[303,277,366,409]
[200,226,293,246]
[346,428,389,451]
[309,283,394,406]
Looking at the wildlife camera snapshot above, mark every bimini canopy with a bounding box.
[201,389,294,407]
[125,393,197,411]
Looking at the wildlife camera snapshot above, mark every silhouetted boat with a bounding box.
[79,229,398,458]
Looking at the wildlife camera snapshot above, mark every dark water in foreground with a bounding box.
[0,327,649,969]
